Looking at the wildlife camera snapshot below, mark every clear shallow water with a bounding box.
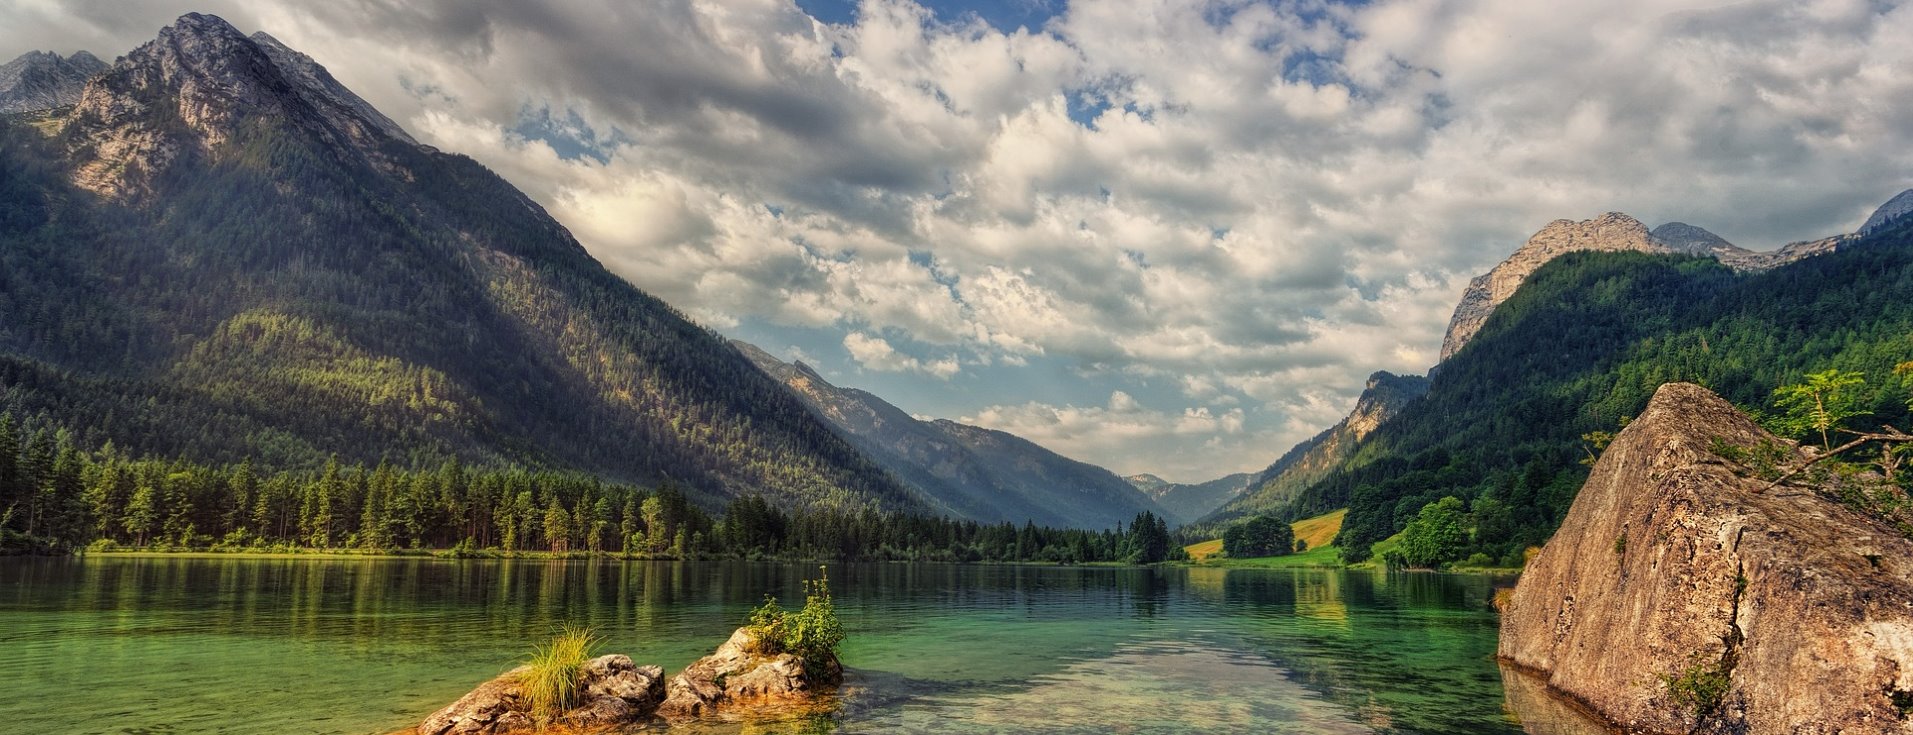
[0,557,1539,734]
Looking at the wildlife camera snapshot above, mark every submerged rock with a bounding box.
[416,654,663,735]
[659,627,843,718]
[1500,382,1913,734]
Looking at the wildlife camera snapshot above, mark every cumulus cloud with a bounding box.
[843,332,961,378]
[7,0,1910,481]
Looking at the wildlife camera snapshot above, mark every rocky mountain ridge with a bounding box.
[1435,203,1888,363]
[61,13,417,201]
[0,49,106,114]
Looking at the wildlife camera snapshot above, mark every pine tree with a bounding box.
[543,497,570,553]
[123,481,157,547]
[0,413,18,534]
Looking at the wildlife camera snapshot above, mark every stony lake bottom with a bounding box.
[0,557,1604,734]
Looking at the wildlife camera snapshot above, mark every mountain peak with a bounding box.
[247,29,416,144]
[62,13,417,200]
[0,48,108,114]
[1649,222,1734,254]
[1862,189,1913,235]
[1439,213,1663,362]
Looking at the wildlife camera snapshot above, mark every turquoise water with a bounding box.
[0,557,1542,734]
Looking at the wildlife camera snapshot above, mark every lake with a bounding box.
[0,556,1573,734]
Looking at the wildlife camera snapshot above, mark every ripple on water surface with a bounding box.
[0,557,1536,734]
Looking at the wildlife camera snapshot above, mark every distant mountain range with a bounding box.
[0,14,922,514]
[733,341,1170,528]
[1123,472,1253,525]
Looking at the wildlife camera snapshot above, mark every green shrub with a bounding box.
[1661,657,1730,717]
[745,566,845,676]
[520,626,599,720]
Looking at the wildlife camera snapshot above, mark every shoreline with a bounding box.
[58,549,1529,576]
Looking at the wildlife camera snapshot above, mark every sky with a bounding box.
[5,0,1912,482]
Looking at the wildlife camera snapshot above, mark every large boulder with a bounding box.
[416,654,664,735]
[658,627,843,718]
[1500,382,1913,734]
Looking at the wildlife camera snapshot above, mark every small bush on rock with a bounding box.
[745,566,845,675]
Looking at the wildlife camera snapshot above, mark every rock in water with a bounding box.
[1499,382,1913,734]
[659,627,843,718]
[417,655,664,735]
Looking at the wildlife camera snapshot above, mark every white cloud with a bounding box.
[843,332,962,379]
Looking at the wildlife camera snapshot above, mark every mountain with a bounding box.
[1293,201,1913,565]
[733,341,1169,528]
[1191,371,1428,532]
[1863,188,1913,235]
[1125,472,1254,525]
[0,14,922,514]
[0,50,106,114]
[1438,212,1849,363]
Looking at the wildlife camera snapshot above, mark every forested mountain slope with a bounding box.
[0,14,922,515]
[1303,215,1913,564]
[734,341,1168,528]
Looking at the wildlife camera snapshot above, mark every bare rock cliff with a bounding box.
[1500,382,1913,734]
[1439,213,1665,362]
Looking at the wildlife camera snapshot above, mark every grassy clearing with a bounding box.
[1206,544,1344,568]
[1291,509,1345,551]
[522,626,600,720]
[1183,538,1223,561]
[1188,509,1349,568]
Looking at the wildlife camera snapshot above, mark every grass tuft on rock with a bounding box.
[521,625,600,720]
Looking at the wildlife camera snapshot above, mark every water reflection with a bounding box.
[1498,664,1619,735]
[1,557,1533,735]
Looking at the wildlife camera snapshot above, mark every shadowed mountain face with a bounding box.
[0,13,923,514]
[0,50,106,114]
[734,341,1170,529]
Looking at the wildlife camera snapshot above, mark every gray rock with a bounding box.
[415,655,665,734]
[417,665,531,735]
[1500,382,1913,734]
[659,627,842,719]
